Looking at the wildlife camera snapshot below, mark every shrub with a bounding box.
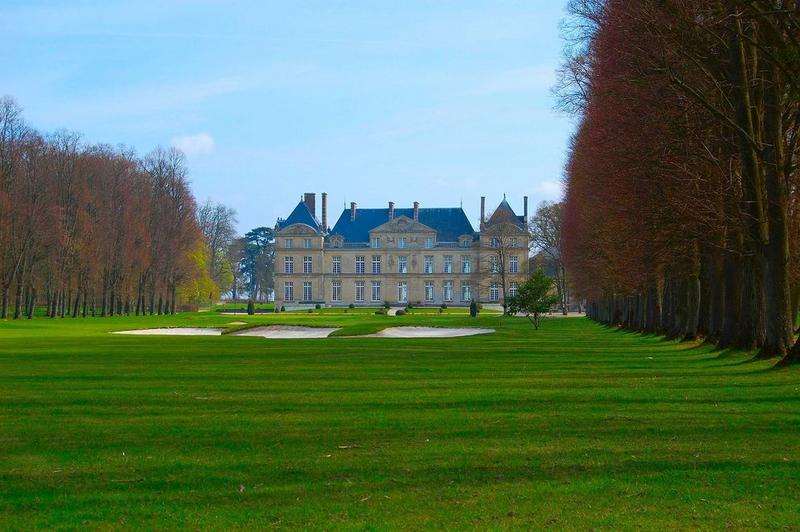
[441,303,448,310]
[406,303,414,309]
[384,302,390,309]
[348,303,355,309]
[375,309,386,315]
[308,308,313,313]
[438,308,443,314]
[246,300,255,316]
[315,303,321,310]
[396,309,407,316]
[280,305,286,312]
[469,299,479,318]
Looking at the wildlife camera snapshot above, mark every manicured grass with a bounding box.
[1,313,798,529]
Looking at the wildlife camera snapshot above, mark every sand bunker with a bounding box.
[367,327,494,338]
[230,325,340,338]
[114,327,224,336]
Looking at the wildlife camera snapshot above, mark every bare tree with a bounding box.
[530,201,569,315]
[197,199,238,294]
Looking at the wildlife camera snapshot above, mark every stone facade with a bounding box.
[274,193,530,307]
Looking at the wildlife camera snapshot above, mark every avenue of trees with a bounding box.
[0,96,215,318]
[558,1,800,364]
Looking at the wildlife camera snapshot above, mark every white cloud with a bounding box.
[536,179,563,198]
[472,65,556,95]
[171,132,215,156]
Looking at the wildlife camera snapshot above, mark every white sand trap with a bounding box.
[369,326,495,338]
[114,327,224,336]
[230,325,340,339]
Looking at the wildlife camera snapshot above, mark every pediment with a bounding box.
[370,215,435,234]
[276,223,320,236]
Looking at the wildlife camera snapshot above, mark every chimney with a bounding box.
[480,196,486,225]
[350,201,357,221]
[321,192,328,231]
[523,196,529,221]
[413,201,420,221]
[304,192,316,218]
[388,201,395,220]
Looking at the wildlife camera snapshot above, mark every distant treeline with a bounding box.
[558,2,800,364]
[0,96,211,319]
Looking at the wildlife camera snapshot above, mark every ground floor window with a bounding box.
[424,281,434,302]
[443,280,453,302]
[509,281,518,297]
[398,282,408,303]
[284,281,294,302]
[461,282,471,302]
[490,282,499,302]
[331,280,341,302]
[303,281,312,302]
[371,281,381,302]
[355,281,365,302]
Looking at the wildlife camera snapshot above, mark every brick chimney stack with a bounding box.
[413,201,420,221]
[523,195,529,221]
[321,192,328,231]
[350,201,357,221]
[304,192,315,218]
[388,201,395,220]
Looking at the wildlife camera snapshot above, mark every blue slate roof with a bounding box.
[330,207,476,243]
[276,201,321,232]
[488,198,526,227]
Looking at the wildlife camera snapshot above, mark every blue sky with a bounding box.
[1,0,573,232]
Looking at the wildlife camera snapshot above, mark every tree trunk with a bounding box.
[759,62,792,358]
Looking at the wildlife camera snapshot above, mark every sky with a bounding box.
[1,0,574,233]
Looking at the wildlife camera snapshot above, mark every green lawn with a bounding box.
[1,313,798,529]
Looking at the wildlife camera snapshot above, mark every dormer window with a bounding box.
[398,237,406,249]
[304,238,312,249]
[424,237,434,248]
[371,237,381,248]
[285,238,293,249]
[490,237,500,248]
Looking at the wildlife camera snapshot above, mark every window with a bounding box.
[461,239,471,248]
[509,281,518,297]
[397,282,408,303]
[424,237,434,249]
[509,256,519,273]
[371,281,381,302]
[284,238,293,249]
[303,256,313,274]
[398,237,406,249]
[284,256,294,274]
[398,256,407,274]
[424,256,433,274]
[372,255,381,274]
[424,281,434,302]
[461,256,471,274]
[355,256,365,274]
[490,237,500,248]
[490,282,499,302]
[443,256,453,274]
[355,281,365,302]
[332,256,341,274]
[331,280,342,302]
[489,255,499,273]
[371,237,381,248]
[443,280,453,302]
[304,238,312,249]
[461,282,471,302]
[511,238,519,248]
[284,281,294,301]
[303,281,312,301]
